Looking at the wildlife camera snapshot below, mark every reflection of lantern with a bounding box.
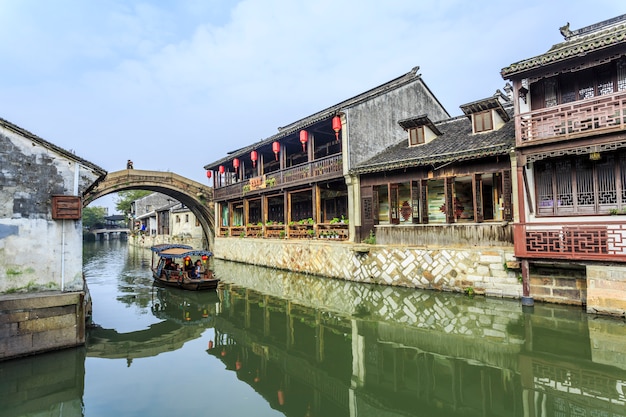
[219,165,225,174]
[272,141,280,160]
[254,369,260,383]
[277,389,285,406]
[299,130,308,151]
[206,170,212,179]
[202,309,208,318]
[332,115,341,140]
[221,349,226,357]
[236,358,242,370]
[251,150,258,167]
[208,341,214,349]
[233,158,240,172]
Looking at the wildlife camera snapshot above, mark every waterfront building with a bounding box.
[204,67,450,242]
[350,89,515,247]
[501,14,626,316]
[0,117,105,359]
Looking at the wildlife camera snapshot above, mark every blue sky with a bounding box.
[1,1,624,212]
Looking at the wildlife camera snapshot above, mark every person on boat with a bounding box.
[192,260,202,279]
[164,258,176,270]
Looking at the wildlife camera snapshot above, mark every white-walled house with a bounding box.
[0,117,105,359]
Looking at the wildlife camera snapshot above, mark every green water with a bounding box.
[1,240,625,417]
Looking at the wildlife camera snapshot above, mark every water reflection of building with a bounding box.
[208,264,626,417]
[0,348,86,417]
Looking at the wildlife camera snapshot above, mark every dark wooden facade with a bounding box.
[351,95,515,243]
[502,14,626,264]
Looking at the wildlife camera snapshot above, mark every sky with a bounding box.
[1,0,624,213]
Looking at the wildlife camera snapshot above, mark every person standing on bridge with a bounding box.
[127,159,134,169]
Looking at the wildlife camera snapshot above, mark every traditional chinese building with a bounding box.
[204,67,450,242]
[501,14,626,316]
[350,90,515,245]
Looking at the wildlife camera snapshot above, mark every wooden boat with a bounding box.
[150,244,219,291]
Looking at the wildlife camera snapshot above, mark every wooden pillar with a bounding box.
[445,177,455,223]
[521,259,534,306]
[473,173,484,223]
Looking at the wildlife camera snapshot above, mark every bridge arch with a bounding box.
[83,170,215,249]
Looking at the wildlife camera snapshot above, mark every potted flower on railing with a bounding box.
[265,221,285,238]
[288,218,314,238]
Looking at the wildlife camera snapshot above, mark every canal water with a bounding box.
[1,241,626,417]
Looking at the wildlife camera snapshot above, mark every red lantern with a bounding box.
[272,141,280,160]
[299,130,308,152]
[206,170,212,179]
[233,158,240,172]
[332,115,341,140]
[251,150,258,167]
[201,254,208,262]
[218,165,225,174]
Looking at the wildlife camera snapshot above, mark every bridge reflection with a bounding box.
[78,260,626,416]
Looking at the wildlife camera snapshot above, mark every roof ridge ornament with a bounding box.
[559,22,572,40]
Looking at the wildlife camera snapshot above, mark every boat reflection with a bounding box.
[87,286,221,362]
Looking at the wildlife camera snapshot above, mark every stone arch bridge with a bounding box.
[83,170,215,249]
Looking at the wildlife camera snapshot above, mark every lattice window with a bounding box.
[536,162,555,215]
[618,59,626,91]
[545,78,558,107]
[555,160,573,209]
[597,155,617,207]
[575,158,595,207]
[621,154,626,203]
[535,152,626,216]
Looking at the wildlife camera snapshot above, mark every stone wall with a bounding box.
[586,264,626,317]
[213,237,521,298]
[0,291,86,360]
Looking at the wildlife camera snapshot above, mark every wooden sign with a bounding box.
[52,195,82,220]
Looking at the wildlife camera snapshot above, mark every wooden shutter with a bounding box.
[503,170,513,221]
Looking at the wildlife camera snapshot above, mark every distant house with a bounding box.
[501,14,626,314]
[131,192,171,236]
[170,203,204,242]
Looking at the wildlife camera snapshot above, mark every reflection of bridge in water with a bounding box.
[82,260,626,416]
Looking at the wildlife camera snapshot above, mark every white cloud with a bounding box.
[1,0,625,213]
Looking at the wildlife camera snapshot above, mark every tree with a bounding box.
[82,206,107,230]
[115,190,151,215]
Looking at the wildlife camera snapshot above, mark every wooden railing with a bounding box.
[217,222,349,241]
[214,154,343,200]
[516,90,626,146]
[514,221,626,262]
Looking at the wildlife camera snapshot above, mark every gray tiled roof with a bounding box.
[350,107,515,175]
[501,14,626,78]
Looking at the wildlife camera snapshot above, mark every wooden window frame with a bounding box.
[473,111,493,133]
[408,126,425,146]
[534,152,623,216]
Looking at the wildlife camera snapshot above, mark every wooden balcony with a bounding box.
[214,154,343,201]
[514,221,626,262]
[516,90,626,147]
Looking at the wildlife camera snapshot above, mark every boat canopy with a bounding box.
[151,243,193,253]
[156,247,213,259]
